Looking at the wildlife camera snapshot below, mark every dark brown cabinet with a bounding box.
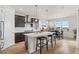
[15,33,25,43]
[15,15,25,27]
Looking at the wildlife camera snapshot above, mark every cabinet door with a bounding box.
[0,6,4,21]
[15,33,25,43]
[15,15,25,27]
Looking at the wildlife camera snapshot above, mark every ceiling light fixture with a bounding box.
[35,5,38,22]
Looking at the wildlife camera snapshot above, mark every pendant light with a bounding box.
[35,5,38,22]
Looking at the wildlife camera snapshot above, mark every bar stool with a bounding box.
[53,33,57,45]
[48,35,53,47]
[60,30,63,39]
[36,36,48,54]
[54,30,60,40]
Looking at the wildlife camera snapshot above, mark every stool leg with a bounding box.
[46,38,48,51]
[55,37,56,45]
[54,36,56,45]
[51,36,53,47]
[40,39,42,54]
[36,39,38,51]
[62,35,63,39]
[59,35,60,40]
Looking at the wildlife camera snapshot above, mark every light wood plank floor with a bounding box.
[1,38,79,54]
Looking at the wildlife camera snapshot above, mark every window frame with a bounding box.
[55,20,69,28]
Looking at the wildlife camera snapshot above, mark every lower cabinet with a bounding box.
[15,33,25,43]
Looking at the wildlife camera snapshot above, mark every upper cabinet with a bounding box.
[15,15,25,27]
[0,6,4,21]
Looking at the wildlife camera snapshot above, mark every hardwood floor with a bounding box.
[1,38,79,54]
[1,42,27,54]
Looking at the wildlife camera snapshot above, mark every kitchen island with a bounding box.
[24,32,54,53]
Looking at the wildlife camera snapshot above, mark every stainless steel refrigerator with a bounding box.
[0,21,4,50]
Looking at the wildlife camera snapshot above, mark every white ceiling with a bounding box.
[9,5,79,20]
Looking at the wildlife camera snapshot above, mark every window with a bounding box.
[55,20,69,28]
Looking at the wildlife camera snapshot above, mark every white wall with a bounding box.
[48,21,56,28]
[48,15,77,38]
[0,6,15,50]
[39,19,48,29]
[76,10,79,48]
[64,15,77,38]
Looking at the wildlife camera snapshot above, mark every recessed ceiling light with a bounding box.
[19,8,23,10]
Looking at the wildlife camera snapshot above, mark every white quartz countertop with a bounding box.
[24,32,54,37]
